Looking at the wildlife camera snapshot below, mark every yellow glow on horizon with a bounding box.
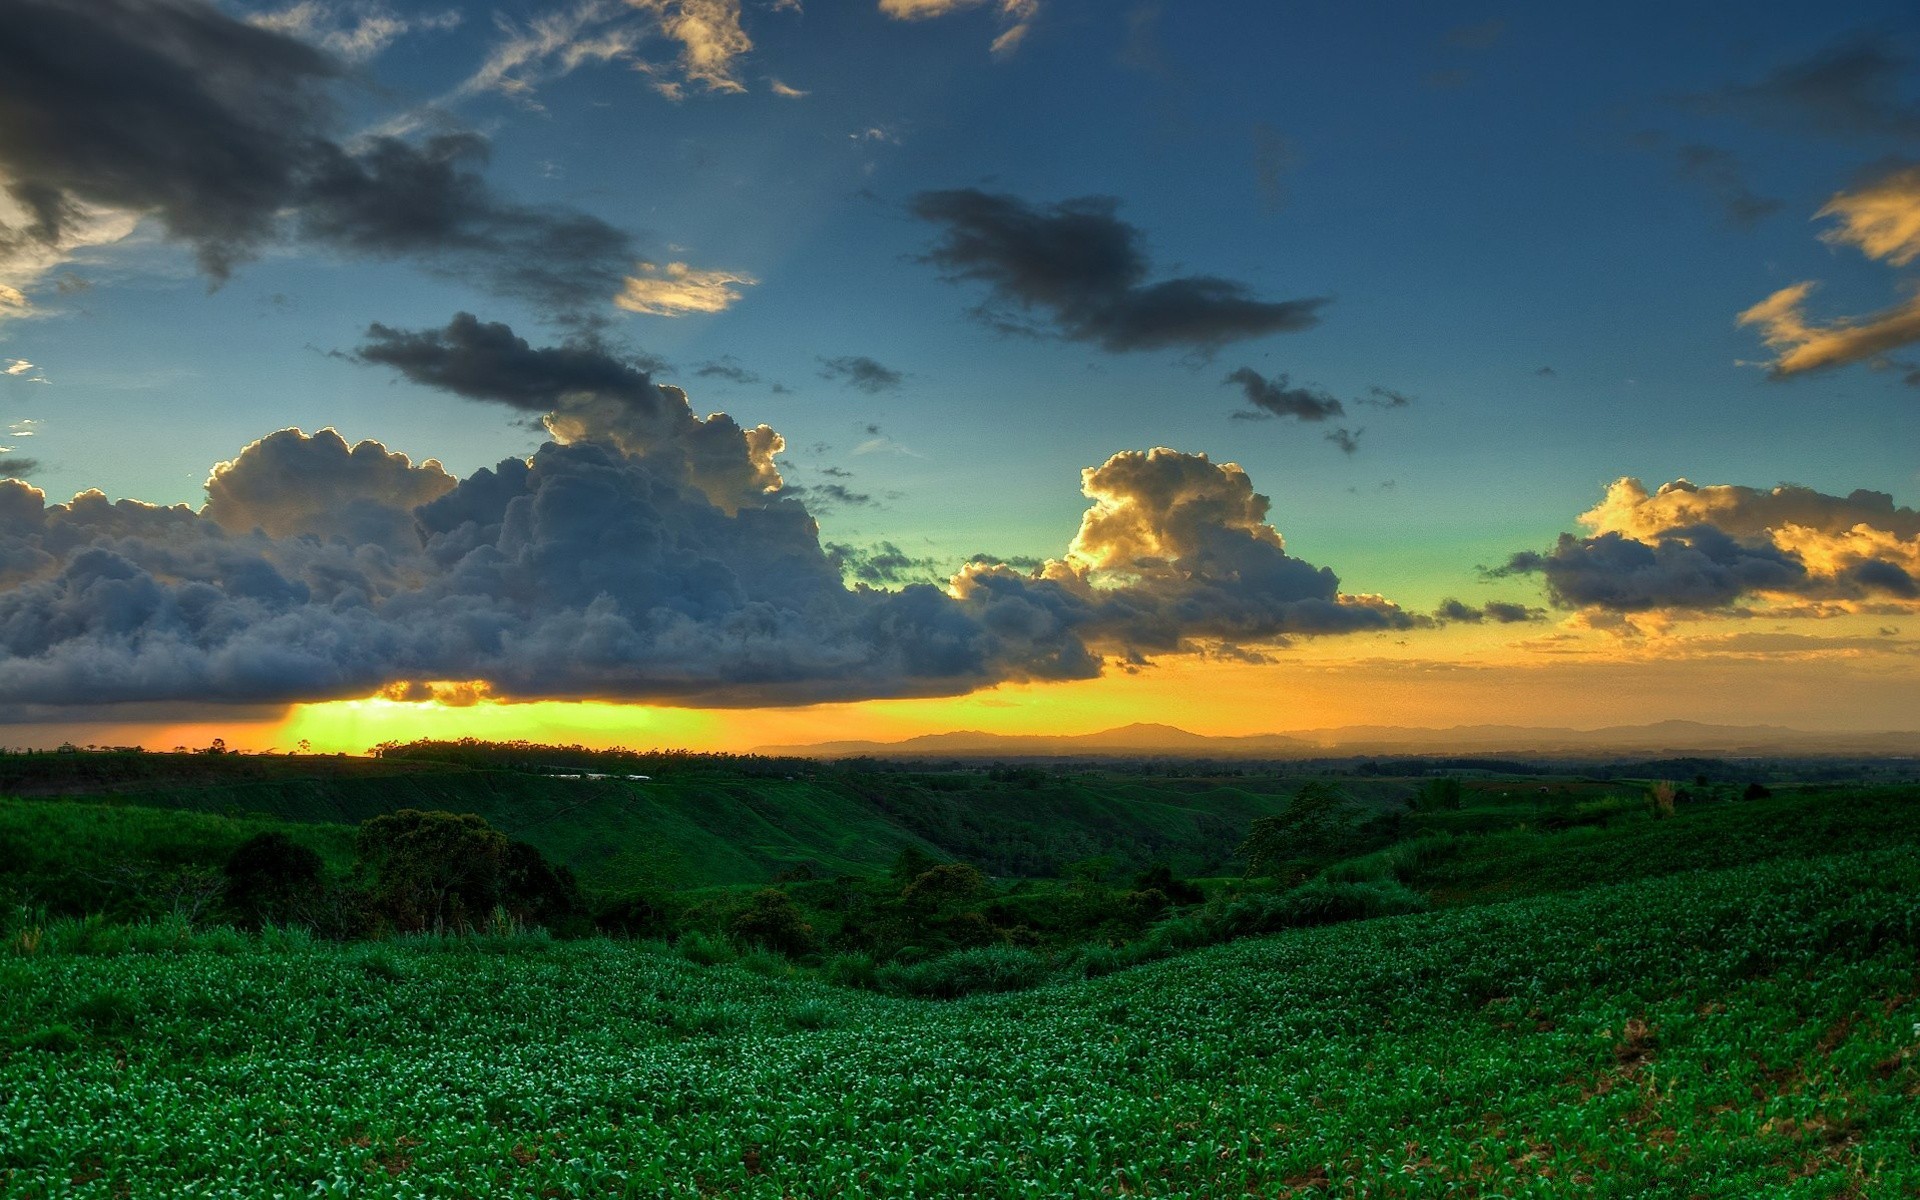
[245,613,1920,755]
[18,617,1904,757]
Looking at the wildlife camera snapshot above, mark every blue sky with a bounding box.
[0,0,1917,740]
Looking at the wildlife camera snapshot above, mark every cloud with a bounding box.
[1499,476,1920,613]
[1324,427,1363,455]
[826,540,944,585]
[769,79,808,99]
[1692,37,1920,142]
[4,360,33,376]
[693,357,759,384]
[0,334,1410,709]
[818,355,904,392]
[958,447,1415,650]
[0,0,641,322]
[356,313,783,514]
[1223,367,1342,421]
[1251,123,1297,214]
[1669,142,1783,228]
[912,189,1328,353]
[0,457,36,479]
[628,0,752,94]
[1738,282,1920,378]
[878,0,1038,57]
[202,427,455,549]
[1433,597,1546,625]
[1443,20,1505,51]
[1818,162,1920,265]
[1738,163,1920,376]
[1361,386,1413,408]
[615,261,757,316]
[248,2,462,64]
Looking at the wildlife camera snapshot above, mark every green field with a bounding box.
[5,748,1920,1196]
[4,847,1917,1197]
[0,749,1393,888]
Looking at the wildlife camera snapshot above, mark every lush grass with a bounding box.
[3,847,1916,1197]
[0,795,355,919]
[1,753,1366,887]
[1402,785,1920,904]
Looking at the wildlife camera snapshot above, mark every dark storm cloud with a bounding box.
[1500,528,1809,610]
[817,355,905,393]
[1693,37,1920,141]
[0,0,635,319]
[1223,368,1343,421]
[357,314,784,515]
[911,189,1327,353]
[1433,598,1544,624]
[0,356,1417,710]
[0,458,38,479]
[358,313,661,412]
[1851,558,1919,599]
[298,133,636,320]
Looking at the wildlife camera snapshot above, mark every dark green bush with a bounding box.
[874,945,1050,999]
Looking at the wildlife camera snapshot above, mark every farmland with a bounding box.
[4,846,1918,1197]
[3,747,1919,1196]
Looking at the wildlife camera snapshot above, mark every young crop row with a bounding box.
[4,848,1918,1197]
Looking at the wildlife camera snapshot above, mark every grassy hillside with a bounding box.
[4,847,1915,1197]
[2,751,1409,886]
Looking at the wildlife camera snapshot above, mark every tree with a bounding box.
[729,888,816,956]
[224,832,324,928]
[355,810,508,933]
[1413,777,1463,812]
[902,863,988,908]
[501,840,586,932]
[1237,781,1356,877]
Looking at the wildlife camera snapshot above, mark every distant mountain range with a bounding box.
[754,720,1920,759]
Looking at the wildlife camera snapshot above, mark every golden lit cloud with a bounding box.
[628,0,752,93]
[1738,281,1920,377]
[1818,164,1920,266]
[1739,165,1920,376]
[1506,476,1920,615]
[877,0,1037,58]
[615,261,758,315]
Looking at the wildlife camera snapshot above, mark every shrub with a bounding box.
[1132,866,1204,906]
[875,945,1050,999]
[676,930,735,967]
[360,949,407,981]
[73,988,141,1035]
[595,894,668,939]
[12,1023,82,1054]
[728,889,817,957]
[501,841,588,934]
[820,952,878,989]
[223,832,324,929]
[901,863,988,908]
[736,949,791,978]
[786,999,843,1030]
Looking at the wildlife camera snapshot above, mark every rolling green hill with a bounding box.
[0,751,1417,889]
[5,845,1915,1196]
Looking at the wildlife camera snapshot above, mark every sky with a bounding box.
[0,0,1917,752]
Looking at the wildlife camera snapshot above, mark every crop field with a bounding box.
[6,846,1918,1198]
